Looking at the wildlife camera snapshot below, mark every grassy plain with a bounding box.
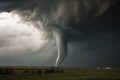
[0,66,120,80]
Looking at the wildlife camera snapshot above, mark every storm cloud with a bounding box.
[0,0,120,66]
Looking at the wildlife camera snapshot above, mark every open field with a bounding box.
[0,66,120,80]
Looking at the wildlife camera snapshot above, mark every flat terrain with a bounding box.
[0,66,120,80]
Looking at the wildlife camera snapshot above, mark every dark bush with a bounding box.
[49,69,55,73]
[44,69,50,74]
[60,69,64,74]
[56,70,60,73]
[31,70,35,73]
[0,68,13,75]
[44,69,56,74]
[36,69,42,74]
[6,68,13,75]
[24,69,29,73]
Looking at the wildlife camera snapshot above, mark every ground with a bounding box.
[0,66,120,80]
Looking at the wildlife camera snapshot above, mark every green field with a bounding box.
[0,66,120,80]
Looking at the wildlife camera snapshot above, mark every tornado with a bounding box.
[52,28,67,67]
[51,0,118,66]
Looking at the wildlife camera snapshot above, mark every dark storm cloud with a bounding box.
[0,0,119,32]
[0,0,120,66]
[63,33,120,67]
[0,0,118,22]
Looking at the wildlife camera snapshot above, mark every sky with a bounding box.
[0,0,120,67]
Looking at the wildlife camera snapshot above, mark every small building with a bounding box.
[97,67,101,69]
[105,67,111,69]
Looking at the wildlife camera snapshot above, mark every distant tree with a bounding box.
[0,68,13,75]
[60,69,64,74]
[0,68,3,75]
[36,69,42,74]
[24,69,29,73]
[31,70,35,74]
[49,69,55,73]
[6,68,13,75]
[56,70,60,73]
[44,69,50,74]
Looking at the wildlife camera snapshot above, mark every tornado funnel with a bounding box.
[52,28,67,67]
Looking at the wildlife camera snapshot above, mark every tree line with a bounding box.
[0,68,64,75]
